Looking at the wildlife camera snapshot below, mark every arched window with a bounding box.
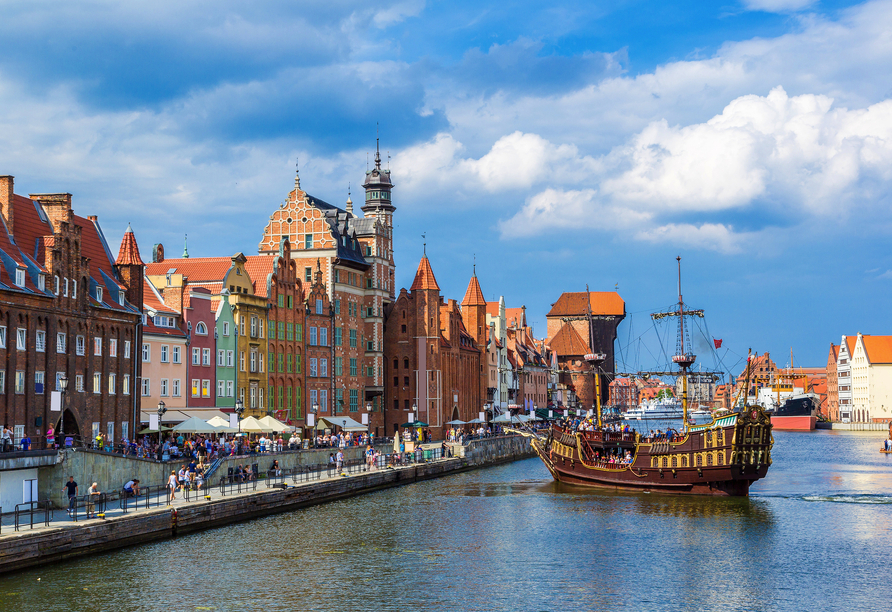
[195,322,208,335]
[403,358,409,370]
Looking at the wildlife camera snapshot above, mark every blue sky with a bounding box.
[0,0,889,374]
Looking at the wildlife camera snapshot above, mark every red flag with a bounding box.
[714,339,723,349]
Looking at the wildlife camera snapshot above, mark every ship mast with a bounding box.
[583,284,607,428]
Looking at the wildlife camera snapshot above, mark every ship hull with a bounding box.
[530,407,773,497]
[770,415,816,431]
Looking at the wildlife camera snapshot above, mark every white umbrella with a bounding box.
[239,416,273,433]
[172,416,220,433]
[206,416,230,428]
[259,415,292,432]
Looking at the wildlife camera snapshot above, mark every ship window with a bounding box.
[696,454,703,467]
[717,451,724,465]
[707,453,714,466]
[671,456,677,468]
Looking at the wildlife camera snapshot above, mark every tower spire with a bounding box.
[295,157,301,190]
[183,234,189,258]
[375,123,381,169]
[346,182,353,215]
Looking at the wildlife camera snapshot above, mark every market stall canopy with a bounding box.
[138,425,173,434]
[491,413,527,424]
[467,418,486,424]
[317,416,367,431]
[445,419,466,425]
[239,416,272,433]
[206,416,230,428]
[259,415,292,432]
[172,416,220,433]
[401,421,429,428]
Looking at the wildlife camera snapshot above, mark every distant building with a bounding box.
[836,336,856,422]
[826,343,839,421]
[850,333,892,423]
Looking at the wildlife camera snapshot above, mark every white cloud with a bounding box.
[741,0,816,12]
[635,223,749,254]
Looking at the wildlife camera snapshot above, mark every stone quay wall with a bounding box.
[1,435,536,575]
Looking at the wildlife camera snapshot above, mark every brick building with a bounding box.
[383,255,484,437]
[0,176,143,444]
[827,343,839,421]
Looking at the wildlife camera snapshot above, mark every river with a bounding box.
[2,430,890,612]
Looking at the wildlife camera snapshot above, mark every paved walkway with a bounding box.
[0,447,453,537]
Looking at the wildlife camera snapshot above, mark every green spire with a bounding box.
[183,234,189,258]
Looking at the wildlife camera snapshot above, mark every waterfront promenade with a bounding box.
[0,435,533,574]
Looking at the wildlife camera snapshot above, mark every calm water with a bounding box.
[2,430,891,612]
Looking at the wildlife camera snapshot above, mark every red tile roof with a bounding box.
[505,307,525,328]
[245,255,278,298]
[143,278,178,314]
[547,291,625,317]
[861,335,892,364]
[11,194,51,262]
[548,323,590,356]
[485,301,500,317]
[115,225,144,265]
[145,257,235,282]
[410,256,440,291]
[461,274,486,306]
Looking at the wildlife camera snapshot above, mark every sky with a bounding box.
[1,0,890,375]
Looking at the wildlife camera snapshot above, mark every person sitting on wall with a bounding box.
[123,479,140,497]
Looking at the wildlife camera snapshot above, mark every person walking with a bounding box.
[1,424,11,453]
[46,425,55,450]
[167,471,178,501]
[62,476,78,517]
[336,449,344,473]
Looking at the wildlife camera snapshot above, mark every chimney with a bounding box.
[30,193,74,233]
[0,176,14,234]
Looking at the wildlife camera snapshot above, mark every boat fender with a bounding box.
[672,469,677,478]
[697,468,703,478]
[659,468,664,479]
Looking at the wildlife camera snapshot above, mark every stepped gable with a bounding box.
[410,255,440,291]
[547,291,625,317]
[548,323,591,357]
[461,273,485,306]
[115,223,144,266]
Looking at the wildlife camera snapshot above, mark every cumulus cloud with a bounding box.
[741,0,816,12]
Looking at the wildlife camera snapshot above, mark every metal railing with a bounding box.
[15,500,52,531]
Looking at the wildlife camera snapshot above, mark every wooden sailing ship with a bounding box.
[525,257,773,496]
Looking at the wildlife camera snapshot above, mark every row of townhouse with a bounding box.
[828,334,892,423]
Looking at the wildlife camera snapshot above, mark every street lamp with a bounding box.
[58,373,69,443]
[234,398,245,433]
[157,400,166,447]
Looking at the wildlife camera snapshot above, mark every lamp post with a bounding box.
[157,400,166,448]
[234,398,245,433]
[310,402,319,447]
[58,373,69,444]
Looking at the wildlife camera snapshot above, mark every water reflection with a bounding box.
[1,432,891,612]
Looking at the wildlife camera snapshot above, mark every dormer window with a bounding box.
[15,268,25,287]
[53,275,59,294]
[38,274,46,292]
[119,290,125,305]
[96,286,103,302]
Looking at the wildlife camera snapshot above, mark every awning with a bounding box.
[171,416,220,433]
[318,416,367,431]
[239,416,272,433]
[258,415,292,432]
[401,421,429,428]
[445,419,466,425]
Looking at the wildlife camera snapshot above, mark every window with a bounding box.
[161,345,169,363]
[223,322,230,336]
[17,328,26,351]
[218,350,225,366]
[142,343,150,362]
[304,234,313,249]
[305,267,312,282]
[35,330,46,352]
[63,278,69,297]
[227,350,234,367]
[192,347,200,365]
[0,371,5,393]
[350,358,357,376]
[202,380,210,397]
[55,371,65,391]
[320,389,328,413]
[295,324,303,342]
[76,374,84,392]
[196,322,207,335]
[192,379,200,397]
[310,389,318,409]
[250,387,257,408]
[15,371,25,394]
[96,286,103,302]
[349,329,357,348]
[250,317,257,338]
[310,358,317,377]
[284,322,291,341]
[158,378,168,397]
[93,336,102,356]
[335,357,343,376]
[0,326,5,348]
[172,346,181,363]
[240,351,245,371]
[335,327,342,346]
[109,339,117,357]
[271,320,278,339]
[72,279,77,298]
[172,379,181,397]
[108,373,116,395]
[259,352,264,372]
[334,299,340,314]
[309,327,317,346]
[218,380,225,397]
[15,268,25,287]
[227,381,234,397]
[319,327,328,346]
[35,371,45,394]
[296,354,302,374]
[93,372,101,394]
[123,374,130,395]
[124,341,130,359]
[240,316,245,336]
[336,388,343,411]
[276,352,283,373]
[315,299,323,314]
[320,358,328,377]
[349,389,358,412]
[250,351,257,373]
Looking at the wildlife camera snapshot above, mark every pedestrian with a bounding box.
[167,471,178,500]
[1,424,11,453]
[123,479,140,497]
[86,482,100,519]
[46,425,55,450]
[62,476,78,516]
[336,449,344,472]
[20,433,31,452]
